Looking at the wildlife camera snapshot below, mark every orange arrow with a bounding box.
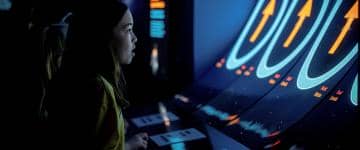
[328,0,358,55]
[250,0,276,43]
[283,0,312,48]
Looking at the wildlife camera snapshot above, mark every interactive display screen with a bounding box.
[176,0,358,148]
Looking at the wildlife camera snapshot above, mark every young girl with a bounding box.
[46,1,148,149]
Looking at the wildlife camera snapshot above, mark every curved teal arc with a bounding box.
[350,74,358,106]
[296,43,357,90]
[296,0,360,90]
[226,0,289,70]
[256,0,330,78]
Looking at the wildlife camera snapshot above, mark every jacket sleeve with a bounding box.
[94,76,126,150]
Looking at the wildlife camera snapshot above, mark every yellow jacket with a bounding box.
[95,75,127,150]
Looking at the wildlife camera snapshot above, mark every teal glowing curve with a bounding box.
[296,0,359,90]
[226,0,289,70]
[350,74,358,106]
[256,0,330,78]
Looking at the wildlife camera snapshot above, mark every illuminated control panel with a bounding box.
[131,112,179,128]
[150,128,206,146]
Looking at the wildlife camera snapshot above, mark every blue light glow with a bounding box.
[200,105,229,121]
[150,10,165,19]
[170,138,186,150]
[296,0,359,90]
[0,0,11,11]
[171,143,185,150]
[256,0,330,78]
[226,0,290,70]
[200,105,271,138]
[239,120,270,138]
[150,20,166,38]
[350,74,358,106]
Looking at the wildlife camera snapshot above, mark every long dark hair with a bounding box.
[47,1,130,110]
[60,1,128,81]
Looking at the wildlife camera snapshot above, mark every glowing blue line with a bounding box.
[297,0,359,90]
[239,120,270,138]
[350,74,358,106]
[200,105,229,121]
[256,0,330,78]
[226,0,289,70]
[200,106,272,138]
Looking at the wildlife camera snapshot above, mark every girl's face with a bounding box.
[111,9,137,64]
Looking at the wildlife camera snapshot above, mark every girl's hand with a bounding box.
[126,132,148,150]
